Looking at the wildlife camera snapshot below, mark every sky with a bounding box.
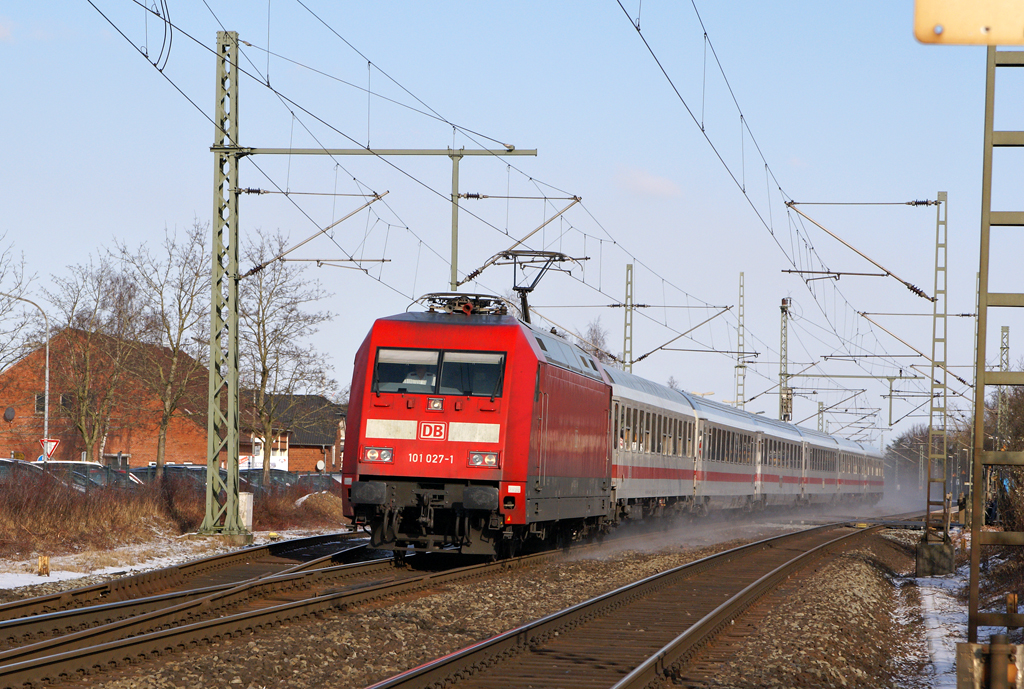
[0,2,1006,450]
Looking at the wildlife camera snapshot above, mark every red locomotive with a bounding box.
[341,294,883,557]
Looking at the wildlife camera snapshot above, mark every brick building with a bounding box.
[0,329,208,465]
[239,395,346,473]
[0,330,345,472]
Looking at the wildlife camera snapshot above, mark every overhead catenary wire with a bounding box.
[786,202,935,301]
[95,0,777,382]
[275,6,930,412]
[232,10,855,400]
[101,0,921,438]
[613,1,938,429]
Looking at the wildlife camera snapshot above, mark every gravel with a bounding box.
[13,525,934,688]
[679,531,932,688]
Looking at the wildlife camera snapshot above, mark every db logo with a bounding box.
[419,422,447,441]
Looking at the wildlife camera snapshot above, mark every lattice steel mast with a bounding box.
[623,264,634,373]
[200,31,244,537]
[735,273,746,410]
[779,297,792,421]
[923,192,949,548]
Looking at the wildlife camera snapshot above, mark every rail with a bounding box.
[366,522,882,688]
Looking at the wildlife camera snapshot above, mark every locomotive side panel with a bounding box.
[527,362,612,523]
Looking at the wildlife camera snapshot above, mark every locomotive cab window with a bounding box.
[439,351,506,397]
[372,348,506,397]
[373,349,440,393]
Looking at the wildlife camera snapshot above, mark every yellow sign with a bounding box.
[916,1,1024,45]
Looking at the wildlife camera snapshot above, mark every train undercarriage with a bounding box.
[350,478,611,558]
[351,478,881,559]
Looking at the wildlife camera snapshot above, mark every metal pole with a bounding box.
[623,264,634,373]
[779,297,792,421]
[735,273,746,410]
[450,150,462,291]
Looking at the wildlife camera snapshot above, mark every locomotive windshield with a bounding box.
[373,348,505,397]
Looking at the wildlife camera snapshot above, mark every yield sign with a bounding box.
[40,438,59,459]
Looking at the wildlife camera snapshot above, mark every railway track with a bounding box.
[0,513,921,687]
[367,521,887,689]
[0,531,364,623]
[0,537,567,688]
[0,541,384,654]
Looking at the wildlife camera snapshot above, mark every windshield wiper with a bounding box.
[490,365,504,402]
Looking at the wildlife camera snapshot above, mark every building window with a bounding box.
[35,393,45,414]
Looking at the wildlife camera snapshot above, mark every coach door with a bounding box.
[800,441,808,499]
[693,422,704,498]
[753,435,763,499]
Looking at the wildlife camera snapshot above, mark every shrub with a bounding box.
[0,476,349,558]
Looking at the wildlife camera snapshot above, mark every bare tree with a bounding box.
[239,229,336,483]
[115,221,210,474]
[666,376,680,391]
[577,316,616,364]
[0,237,34,375]
[43,257,147,462]
[501,289,524,321]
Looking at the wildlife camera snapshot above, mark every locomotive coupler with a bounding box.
[417,504,435,528]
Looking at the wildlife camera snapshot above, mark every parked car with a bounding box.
[131,464,257,494]
[0,458,77,491]
[239,469,296,494]
[294,472,344,496]
[34,461,143,491]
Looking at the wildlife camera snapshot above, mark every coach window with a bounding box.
[613,402,620,451]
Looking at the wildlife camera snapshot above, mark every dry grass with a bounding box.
[0,478,349,559]
[252,488,347,531]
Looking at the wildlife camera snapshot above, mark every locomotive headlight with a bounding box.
[427,398,444,411]
[363,447,394,463]
[468,451,499,468]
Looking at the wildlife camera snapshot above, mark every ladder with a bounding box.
[968,46,1024,642]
